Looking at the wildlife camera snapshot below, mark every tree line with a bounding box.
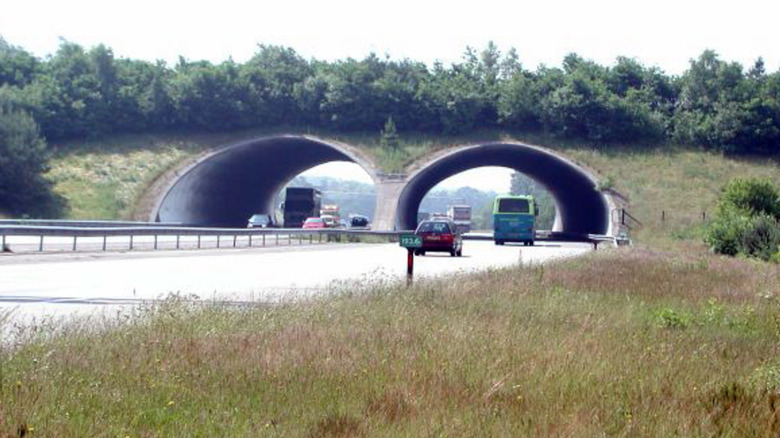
[2,37,780,216]
[3,38,780,150]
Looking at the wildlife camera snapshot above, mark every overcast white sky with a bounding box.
[3,0,778,191]
[3,0,779,74]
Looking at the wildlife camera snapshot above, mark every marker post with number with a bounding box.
[399,234,422,284]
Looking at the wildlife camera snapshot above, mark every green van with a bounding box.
[493,195,537,246]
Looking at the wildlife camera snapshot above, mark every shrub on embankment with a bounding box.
[705,177,780,261]
[2,249,780,436]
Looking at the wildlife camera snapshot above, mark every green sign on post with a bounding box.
[399,234,422,248]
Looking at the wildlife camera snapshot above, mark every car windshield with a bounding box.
[417,222,451,233]
[305,218,323,223]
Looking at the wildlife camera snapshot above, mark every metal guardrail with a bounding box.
[0,219,184,228]
[1,225,405,253]
[1,223,621,254]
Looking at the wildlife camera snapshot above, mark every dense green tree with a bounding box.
[0,37,777,156]
[0,37,39,87]
[0,101,60,216]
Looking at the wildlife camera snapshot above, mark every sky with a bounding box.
[3,0,779,191]
[301,163,513,193]
[3,0,779,75]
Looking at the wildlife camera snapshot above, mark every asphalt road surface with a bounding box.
[0,240,592,326]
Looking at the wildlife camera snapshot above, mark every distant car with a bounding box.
[349,215,370,229]
[320,214,338,228]
[247,213,273,228]
[413,219,463,257]
[302,217,326,229]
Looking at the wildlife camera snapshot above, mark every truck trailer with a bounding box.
[283,187,323,228]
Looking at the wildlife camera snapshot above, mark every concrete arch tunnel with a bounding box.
[152,136,613,236]
[154,136,378,227]
[395,143,611,235]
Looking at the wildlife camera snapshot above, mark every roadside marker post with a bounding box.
[399,234,422,285]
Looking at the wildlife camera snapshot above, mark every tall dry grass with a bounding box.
[2,249,779,436]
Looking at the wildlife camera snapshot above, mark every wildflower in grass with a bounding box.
[167,400,175,407]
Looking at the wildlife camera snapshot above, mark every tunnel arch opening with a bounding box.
[396,142,610,235]
[416,166,557,231]
[154,136,379,227]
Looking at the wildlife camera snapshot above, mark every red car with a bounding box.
[302,217,326,229]
[413,219,463,257]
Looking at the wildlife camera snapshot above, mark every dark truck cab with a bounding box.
[283,187,322,228]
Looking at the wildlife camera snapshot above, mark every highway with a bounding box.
[0,240,592,326]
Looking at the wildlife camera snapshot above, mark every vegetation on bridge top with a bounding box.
[2,36,780,217]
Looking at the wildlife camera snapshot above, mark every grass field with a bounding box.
[2,249,779,436]
[564,146,780,249]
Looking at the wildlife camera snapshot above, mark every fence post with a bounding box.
[661,211,665,222]
[176,235,180,250]
[233,235,237,248]
[103,234,107,251]
[154,235,158,250]
[72,236,77,251]
[249,234,253,247]
[217,235,221,248]
[263,234,266,247]
[2,233,6,251]
[130,234,134,250]
[702,211,706,222]
[197,235,201,249]
[39,235,44,252]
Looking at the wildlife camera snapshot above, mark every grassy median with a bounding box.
[2,249,779,437]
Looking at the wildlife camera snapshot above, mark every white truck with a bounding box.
[447,205,472,234]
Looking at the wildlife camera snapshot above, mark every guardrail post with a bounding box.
[276,234,279,246]
[217,235,221,248]
[197,235,201,249]
[130,234,134,250]
[154,235,158,250]
[263,234,266,247]
[39,235,44,252]
[102,234,107,251]
[298,234,302,245]
[319,233,322,243]
[72,236,77,251]
[2,233,6,251]
[309,234,313,244]
[233,235,237,248]
[288,234,291,245]
[249,235,253,247]
[176,235,180,250]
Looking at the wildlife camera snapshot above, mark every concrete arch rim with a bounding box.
[396,141,617,235]
[148,134,382,223]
